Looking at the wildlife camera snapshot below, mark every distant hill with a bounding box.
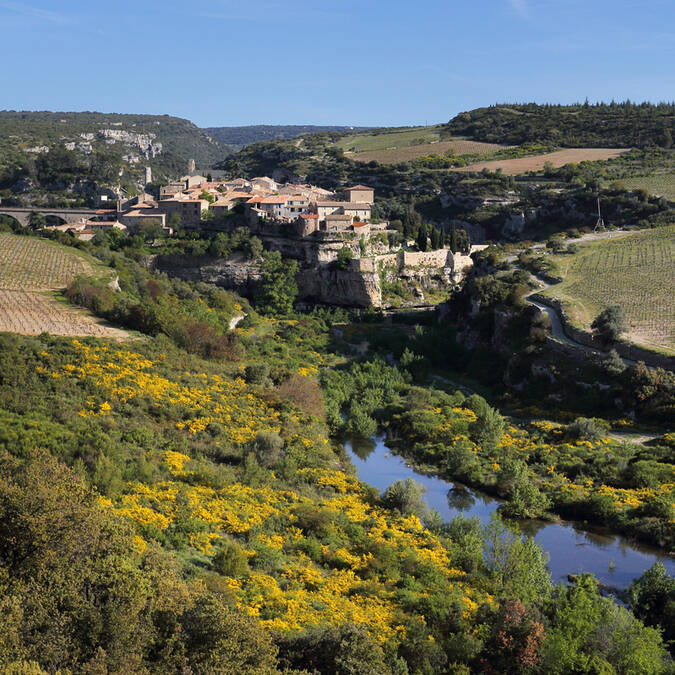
[0,111,229,191]
[205,125,371,150]
[444,102,675,148]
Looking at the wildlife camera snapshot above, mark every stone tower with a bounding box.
[144,166,152,185]
[188,158,196,174]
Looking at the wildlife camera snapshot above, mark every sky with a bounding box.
[0,0,673,128]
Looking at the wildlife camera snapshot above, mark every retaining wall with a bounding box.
[531,293,675,370]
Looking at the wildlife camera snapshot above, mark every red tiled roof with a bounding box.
[345,185,372,190]
[300,213,319,219]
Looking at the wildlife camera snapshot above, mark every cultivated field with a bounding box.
[542,226,675,354]
[455,148,629,175]
[0,233,127,338]
[334,125,443,153]
[620,173,675,201]
[0,233,95,289]
[348,139,506,164]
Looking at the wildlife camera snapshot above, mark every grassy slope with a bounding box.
[334,125,444,153]
[542,226,675,354]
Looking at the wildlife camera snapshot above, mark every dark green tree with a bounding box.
[416,223,428,252]
[591,304,627,345]
[336,246,353,270]
[430,226,442,250]
[258,251,298,315]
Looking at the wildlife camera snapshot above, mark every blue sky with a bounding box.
[1,0,673,127]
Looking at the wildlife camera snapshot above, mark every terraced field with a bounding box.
[348,139,507,164]
[542,226,675,354]
[455,147,630,175]
[0,233,127,338]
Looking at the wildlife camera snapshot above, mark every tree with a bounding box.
[430,226,442,250]
[209,232,230,257]
[277,623,392,674]
[416,223,428,252]
[167,212,183,231]
[336,246,353,270]
[482,514,551,602]
[628,562,675,647]
[135,218,164,242]
[247,236,263,260]
[258,251,298,315]
[381,478,427,517]
[449,225,459,252]
[591,304,626,345]
[541,575,669,675]
[402,206,421,240]
[212,541,249,577]
[27,211,46,230]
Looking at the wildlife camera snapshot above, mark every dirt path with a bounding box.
[229,313,246,330]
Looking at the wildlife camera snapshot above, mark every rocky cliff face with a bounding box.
[297,267,381,308]
[153,255,382,308]
[154,255,262,297]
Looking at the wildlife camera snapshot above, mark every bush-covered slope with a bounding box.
[445,102,675,148]
[0,110,228,190]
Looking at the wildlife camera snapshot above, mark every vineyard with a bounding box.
[620,173,675,201]
[542,226,675,354]
[0,233,96,290]
[334,125,444,153]
[0,233,127,338]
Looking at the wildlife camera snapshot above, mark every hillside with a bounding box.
[206,124,371,150]
[445,102,675,148]
[0,111,228,194]
[541,226,675,354]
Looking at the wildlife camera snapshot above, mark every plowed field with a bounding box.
[454,148,629,175]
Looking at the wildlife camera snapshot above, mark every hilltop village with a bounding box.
[46,169,481,308]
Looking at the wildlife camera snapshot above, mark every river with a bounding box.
[345,434,675,590]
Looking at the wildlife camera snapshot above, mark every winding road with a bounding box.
[516,229,638,365]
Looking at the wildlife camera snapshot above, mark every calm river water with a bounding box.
[345,434,675,589]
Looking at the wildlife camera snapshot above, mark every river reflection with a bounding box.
[345,434,675,589]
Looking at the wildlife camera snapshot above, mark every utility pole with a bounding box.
[594,196,605,231]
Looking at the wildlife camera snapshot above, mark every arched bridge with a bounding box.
[0,206,112,227]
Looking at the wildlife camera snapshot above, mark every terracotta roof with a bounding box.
[341,203,371,210]
[345,185,372,191]
[300,213,319,219]
[353,221,370,228]
[257,195,291,204]
[325,214,353,221]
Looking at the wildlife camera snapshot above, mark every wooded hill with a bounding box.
[0,111,229,190]
[206,124,371,150]
[445,102,675,148]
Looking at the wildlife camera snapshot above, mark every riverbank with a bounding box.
[345,434,675,589]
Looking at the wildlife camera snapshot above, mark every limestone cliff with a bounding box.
[153,254,382,308]
[297,267,381,308]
